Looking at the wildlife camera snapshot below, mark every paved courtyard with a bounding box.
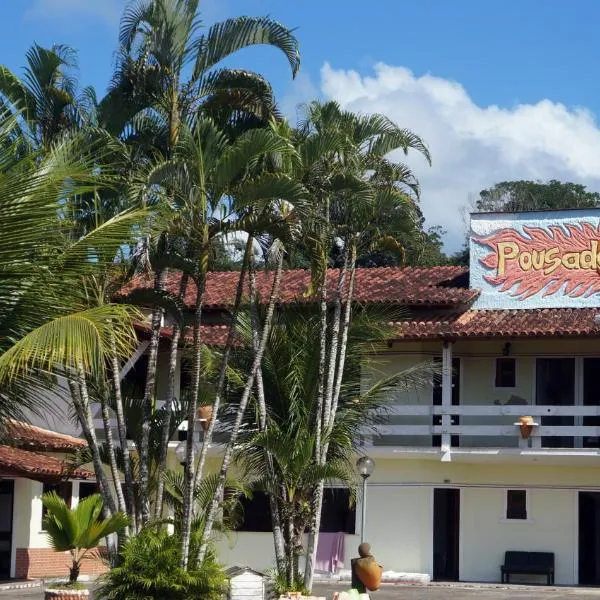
[5,582,600,599]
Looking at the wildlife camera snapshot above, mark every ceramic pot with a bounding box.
[195,405,213,431]
[519,415,535,439]
[353,557,383,591]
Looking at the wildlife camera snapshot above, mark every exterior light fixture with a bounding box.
[356,456,375,543]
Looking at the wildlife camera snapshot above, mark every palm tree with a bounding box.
[0,114,144,425]
[142,117,303,566]
[282,101,432,589]
[0,44,88,152]
[234,309,435,588]
[42,492,129,583]
[103,0,300,527]
[101,0,300,149]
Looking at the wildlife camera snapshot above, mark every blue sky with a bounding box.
[4,0,600,250]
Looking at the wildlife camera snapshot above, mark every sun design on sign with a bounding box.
[474,222,600,300]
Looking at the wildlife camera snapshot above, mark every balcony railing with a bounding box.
[367,405,600,450]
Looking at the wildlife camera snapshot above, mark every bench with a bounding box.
[501,551,555,585]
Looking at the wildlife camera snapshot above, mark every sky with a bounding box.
[4,0,600,251]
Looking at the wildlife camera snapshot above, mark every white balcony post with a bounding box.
[441,341,453,452]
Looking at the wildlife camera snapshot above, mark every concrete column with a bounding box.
[441,341,453,453]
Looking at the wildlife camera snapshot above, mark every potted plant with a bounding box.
[42,491,129,600]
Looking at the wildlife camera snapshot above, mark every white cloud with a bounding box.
[25,0,124,26]
[319,62,600,251]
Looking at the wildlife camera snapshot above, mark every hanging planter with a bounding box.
[195,405,213,431]
[515,415,538,439]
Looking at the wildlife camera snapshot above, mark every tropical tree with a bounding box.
[0,43,90,152]
[42,492,129,583]
[103,0,300,529]
[234,309,434,588]
[283,100,432,590]
[476,179,600,213]
[129,116,305,565]
[102,0,300,148]
[95,527,227,600]
[0,114,143,432]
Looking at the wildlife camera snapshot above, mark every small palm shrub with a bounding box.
[95,527,227,600]
[42,492,129,584]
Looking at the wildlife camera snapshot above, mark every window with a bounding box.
[506,489,527,520]
[236,491,272,532]
[78,482,99,502]
[42,482,72,529]
[495,358,516,388]
[233,488,355,534]
[320,488,355,534]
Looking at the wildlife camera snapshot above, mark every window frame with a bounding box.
[494,357,517,390]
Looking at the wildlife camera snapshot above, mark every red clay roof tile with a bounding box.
[122,266,476,309]
[6,421,87,452]
[392,308,600,340]
[0,445,93,481]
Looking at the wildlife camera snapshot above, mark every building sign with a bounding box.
[470,210,600,309]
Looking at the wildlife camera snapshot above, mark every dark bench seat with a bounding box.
[501,551,555,585]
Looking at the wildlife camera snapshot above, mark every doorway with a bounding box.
[0,480,14,579]
[579,491,600,585]
[536,358,575,448]
[433,358,460,447]
[433,488,460,581]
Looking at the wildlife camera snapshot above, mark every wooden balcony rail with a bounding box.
[366,404,600,450]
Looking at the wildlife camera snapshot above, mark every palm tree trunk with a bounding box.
[248,253,286,574]
[191,237,252,492]
[180,265,206,569]
[197,253,284,564]
[108,335,138,532]
[286,511,294,586]
[304,248,330,588]
[140,267,167,524]
[330,243,357,422]
[69,365,117,516]
[99,390,128,520]
[304,245,357,591]
[154,273,189,520]
[322,247,350,436]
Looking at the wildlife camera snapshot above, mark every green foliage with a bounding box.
[0,115,144,422]
[234,308,436,586]
[95,527,227,600]
[42,492,129,582]
[477,179,600,213]
[266,567,308,596]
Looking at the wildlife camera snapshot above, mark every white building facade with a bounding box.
[213,209,600,585]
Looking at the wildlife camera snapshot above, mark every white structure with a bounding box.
[227,566,266,600]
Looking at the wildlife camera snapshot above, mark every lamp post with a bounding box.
[356,455,375,543]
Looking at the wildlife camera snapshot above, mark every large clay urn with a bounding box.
[195,405,213,432]
[351,543,383,592]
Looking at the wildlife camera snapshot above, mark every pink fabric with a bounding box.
[315,532,345,573]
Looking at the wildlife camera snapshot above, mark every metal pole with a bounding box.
[361,475,368,543]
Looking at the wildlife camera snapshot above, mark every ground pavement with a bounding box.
[5,582,600,599]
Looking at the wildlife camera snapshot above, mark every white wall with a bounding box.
[216,458,600,584]
[461,487,576,584]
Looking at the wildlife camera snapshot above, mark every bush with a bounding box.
[95,528,227,600]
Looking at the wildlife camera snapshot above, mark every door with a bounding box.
[0,480,14,579]
[536,358,575,448]
[433,358,460,447]
[433,488,460,581]
[579,491,600,585]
